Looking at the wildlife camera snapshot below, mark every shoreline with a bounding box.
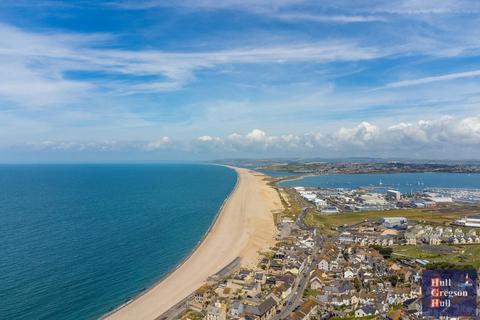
[103,166,282,320]
[101,165,240,319]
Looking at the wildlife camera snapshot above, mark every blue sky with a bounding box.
[1,0,480,161]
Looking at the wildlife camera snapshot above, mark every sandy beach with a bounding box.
[104,166,282,320]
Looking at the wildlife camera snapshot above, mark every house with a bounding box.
[403,297,422,316]
[206,305,227,320]
[265,276,277,286]
[244,297,277,320]
[232,269,253,284]
[272,283,292,302]
[243,282,261,297]
[278,273,296,289]
[254,272,266,284]
[404,232,417,245]
[344,268,355,279]
[287,299,318,320]
[230,300,244,318]
[285,262,303,275]
[260,258,271,270]
[387,287,418,305]
[355,305,378,317]
[322,282,355,297]
[310,277,322,291]
[467,229,477,237]
[269,260,285,274]
[215,285,233,299]
[317,258,329,271]
[192,285,213,307]
[387,309,403,320]
[429,234,441,245]
[310,269,326,290]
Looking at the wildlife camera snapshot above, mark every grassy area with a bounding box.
[302,288,319,299]
[181,310,204,320]
[275,188,301,221]
[303,205,478,228]
[393,244,480,268]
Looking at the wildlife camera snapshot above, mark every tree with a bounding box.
[369,245,393,258]
[379,247,393,259]
[389,275,399,287]
[354,277,361,292]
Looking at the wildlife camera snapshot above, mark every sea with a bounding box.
[0,164,236,320]
[278,172,480,193]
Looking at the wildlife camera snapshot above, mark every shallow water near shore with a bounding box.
[0,164,236,320]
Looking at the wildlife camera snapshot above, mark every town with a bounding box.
[160,179,480,320]
[258,161,480,175]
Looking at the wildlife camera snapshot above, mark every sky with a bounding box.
[1,0,480,162]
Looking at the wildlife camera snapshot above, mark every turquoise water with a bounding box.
[279,172,480,192]
[0,164,236,320]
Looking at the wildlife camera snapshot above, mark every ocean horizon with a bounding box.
[0,163,236,320]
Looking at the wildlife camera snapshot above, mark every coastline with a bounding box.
[103,166,282,320]
[101,164,239,319]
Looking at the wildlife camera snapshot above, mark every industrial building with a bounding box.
[453,215,480,228]
[382,217,408,229]
[386,190,401,201]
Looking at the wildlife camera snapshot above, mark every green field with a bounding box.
[303,205,479,228]
[393,244,480,268]
[275,188,302,221]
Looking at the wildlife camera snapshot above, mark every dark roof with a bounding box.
[278,274,295,286]
[255,272,264,280]
[402,298,417,307]
[325,282,353,294]
[360,305,377,315]
[245,297,277,316]
[266,276,277,285]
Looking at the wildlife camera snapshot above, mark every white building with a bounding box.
[424,192,453,203]
[360,193,388,206]
[321,206,339,214]
[206,305,226,320]
[387,190,401,201]
[314,198,327,208]
[382,217,408,229]
[317,259,329,271]
[453,215,480,228]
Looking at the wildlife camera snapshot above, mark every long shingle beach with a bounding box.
[104,166,282,320]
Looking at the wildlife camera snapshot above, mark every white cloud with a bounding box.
[270,13,385,23]
[188,116,480,156]
[113,0,305,11]
[384,69,480,89]
[31,140,123,151]
[368,0,480,15]
[0,22,384,106]
[246,129,266,141]
[143,136,170,150]
[198,135,221,142]
[1,11,480,108]
[114,0,480,15]
[17,116,480,158]
[334,122,379,147]
[388,122,429,144]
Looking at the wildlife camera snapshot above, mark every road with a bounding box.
[273,258,316,319]
[295,204,317,231]
[273,204,321,319]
